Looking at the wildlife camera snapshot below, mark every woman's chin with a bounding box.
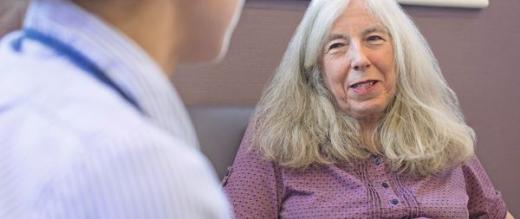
[346,103,387,122]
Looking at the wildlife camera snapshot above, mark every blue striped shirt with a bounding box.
[0,0,232,218]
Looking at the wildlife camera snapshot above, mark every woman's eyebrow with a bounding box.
[327,33,349,42]
[362,26,388,36]
[327,26,388,42]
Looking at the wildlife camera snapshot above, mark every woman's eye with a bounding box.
[328,42,345,50]
[367,35,384,43]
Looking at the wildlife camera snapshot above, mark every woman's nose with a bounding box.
[350,42,371,72]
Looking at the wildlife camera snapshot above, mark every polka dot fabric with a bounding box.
[223,126,507,219]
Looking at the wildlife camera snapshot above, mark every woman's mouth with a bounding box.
[349,80,379,95]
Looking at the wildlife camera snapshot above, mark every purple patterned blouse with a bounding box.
[223,127,507,219]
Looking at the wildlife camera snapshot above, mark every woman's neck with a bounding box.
[360,121,380,152]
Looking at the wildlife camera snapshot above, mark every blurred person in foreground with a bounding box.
[0,0,243,218]
[223,0,514,218]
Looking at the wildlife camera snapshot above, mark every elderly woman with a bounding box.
[223,0,514,218]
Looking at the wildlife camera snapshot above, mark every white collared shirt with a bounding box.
[0,0,231,218]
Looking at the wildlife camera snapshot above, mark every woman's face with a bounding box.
[321,0,396,125]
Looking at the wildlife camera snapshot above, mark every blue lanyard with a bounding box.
[13,28,143,113]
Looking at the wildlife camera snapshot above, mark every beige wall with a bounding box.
[174,0,520,214]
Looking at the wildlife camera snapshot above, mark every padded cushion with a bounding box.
[188,106,254,179]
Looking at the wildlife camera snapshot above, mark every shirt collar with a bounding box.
[23,0,199,148]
